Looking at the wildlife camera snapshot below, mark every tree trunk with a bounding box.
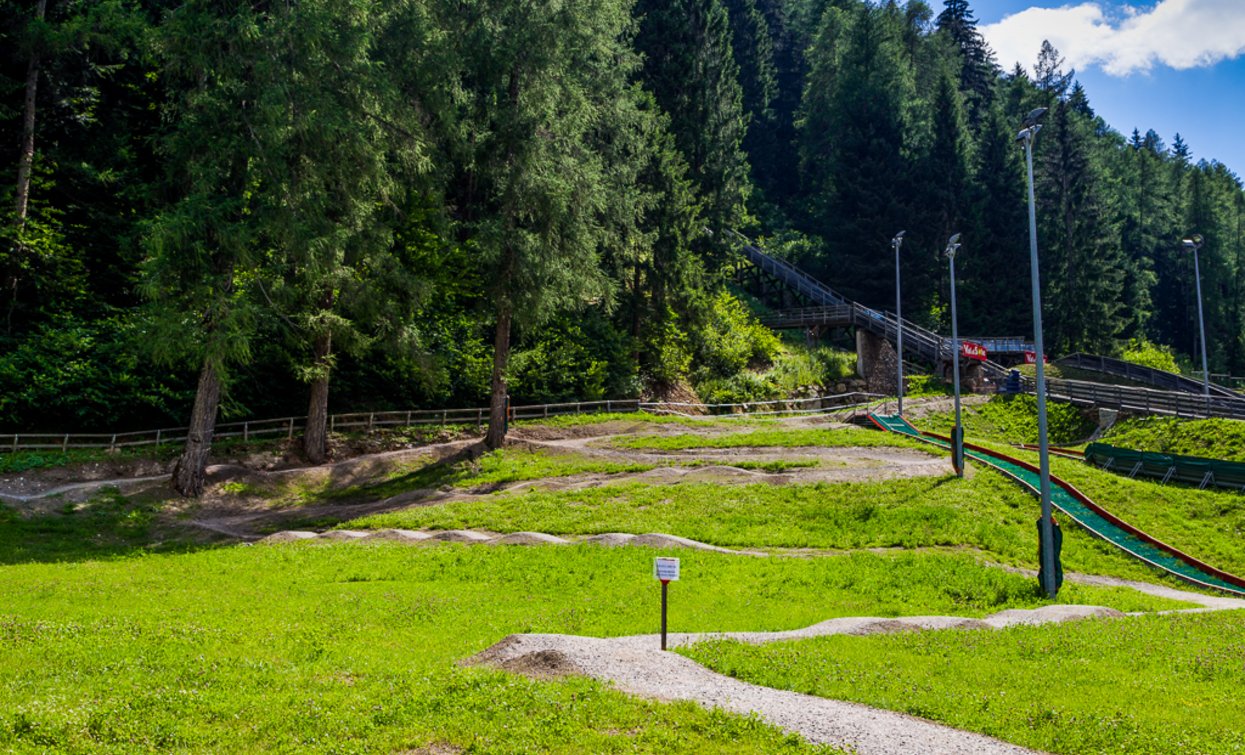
[484,300,513,450]
[14,0,47,226]
[303,329,333,463]
[173,359,222,498]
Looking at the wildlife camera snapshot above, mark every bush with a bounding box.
[507,312,637,404]
[768,343,856,393]
[695,371,782,405]
[692,291,781,381]
[1120,338,1182,374]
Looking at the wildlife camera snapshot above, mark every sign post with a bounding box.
[653,557,680,650]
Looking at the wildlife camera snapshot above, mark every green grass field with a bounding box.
[350,466,1183,585]
[609,427,933,452]
[683,609,1245,754]
[0,540,1184,753]
[4,410,1244,752]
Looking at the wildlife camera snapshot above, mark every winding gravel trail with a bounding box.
[464,560,1245,755]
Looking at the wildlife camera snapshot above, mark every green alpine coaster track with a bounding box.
[868,413,1245,597]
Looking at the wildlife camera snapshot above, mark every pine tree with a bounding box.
[1034,40,1073,101]
[1035,91,1125,353]
[797,2,916,307]
[935,0,996,125]
[418,0,646,449]
[634,0,750,237]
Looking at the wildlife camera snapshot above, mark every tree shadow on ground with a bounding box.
[0,486,217,566]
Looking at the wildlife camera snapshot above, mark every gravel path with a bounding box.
[466,574,1245,754]
[470,632,1040,754]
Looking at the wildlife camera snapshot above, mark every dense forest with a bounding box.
[3,0,1245,490]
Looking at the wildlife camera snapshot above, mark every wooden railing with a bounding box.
[1056,353,1240,398]
[1023,376,1245,420]
[0,394,892,454]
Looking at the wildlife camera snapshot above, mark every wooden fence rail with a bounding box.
[0,399,653,453]
[0,394,894,454]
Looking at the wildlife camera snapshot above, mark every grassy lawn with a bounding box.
[349,468,1191,585]
[1099,416,1245,461]
[682,609,1245,754]
[610,427,934,452]
[0,541,1184,753]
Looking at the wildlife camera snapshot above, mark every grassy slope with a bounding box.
[683,610,1245,754]
[983,442,1245,578]
[0,542,1184,753]
[353,464,1189,585]
[1099,416,1245,461]
[610,427,934,452]
[915,399,1245,577]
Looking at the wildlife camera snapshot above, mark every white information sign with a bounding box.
[654,557,680,582]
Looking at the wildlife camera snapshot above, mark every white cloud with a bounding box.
[980,0,1245,77]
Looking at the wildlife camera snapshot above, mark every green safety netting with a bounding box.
[869,414,1245,596]
[1084,442,1245,489]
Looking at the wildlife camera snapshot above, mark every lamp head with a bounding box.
[1182,233,1204,250]
[1022,107,1048,128]
[945,232,962,259]
[892,230,906,248]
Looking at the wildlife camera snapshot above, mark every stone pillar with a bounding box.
[857,330,899,394]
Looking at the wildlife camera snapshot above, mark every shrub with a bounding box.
[1120,338,1182,374]
[692,291,781,381]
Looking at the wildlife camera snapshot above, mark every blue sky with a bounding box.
[974,0,1245,178]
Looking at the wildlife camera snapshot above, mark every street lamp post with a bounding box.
[893,231,906,416]
[1017,107,1060,600]
[1182,234,1210,397]
[945,232,965,477]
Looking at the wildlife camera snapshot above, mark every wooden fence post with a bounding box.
[109,434,117,452]
[156,429,162,448]
[62,434,68,452]
[288,418,294,440]
[243,422,249,442]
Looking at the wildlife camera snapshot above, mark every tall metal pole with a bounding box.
[946,233,964,477]
[1020,111,1059,600]
[893,231,906,416]
[1184,236,1211,397]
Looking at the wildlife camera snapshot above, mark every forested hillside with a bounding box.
[3,1,1244,478]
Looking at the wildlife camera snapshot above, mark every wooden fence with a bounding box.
[0,399,641,453]
[0,394,886,454]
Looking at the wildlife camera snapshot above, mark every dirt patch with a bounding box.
[491,532,571,546]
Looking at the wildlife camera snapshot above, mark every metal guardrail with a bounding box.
[1056,353,1240,398]
[966,338,1034,354]
[758,306,853,329]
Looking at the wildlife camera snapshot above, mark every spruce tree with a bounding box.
[417,0,646,449]
[1035,91,1125,354]
[935,0,996,125]
[798,2,916,307]
[634,0,750,237]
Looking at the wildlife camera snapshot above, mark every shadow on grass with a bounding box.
[0,487,221,566]
[250,443,489,534]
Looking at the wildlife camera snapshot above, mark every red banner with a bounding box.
[960,341,987,361]
[1023,351,1048,364]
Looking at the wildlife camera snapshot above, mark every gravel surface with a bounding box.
[466,580,1245,754]
[469,632,1039,754]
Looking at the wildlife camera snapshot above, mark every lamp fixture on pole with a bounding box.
[1017,106,1060,599]
[893,231,906,416]
[945,232,965,477]
[1181,234,1210,398]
